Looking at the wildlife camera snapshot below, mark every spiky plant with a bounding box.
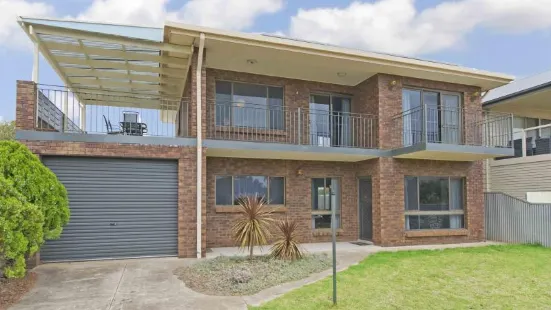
[231,195,274,259]
[270,218,303,261]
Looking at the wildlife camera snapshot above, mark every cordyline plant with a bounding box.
[231,195,274,259]
[270,218,303,261]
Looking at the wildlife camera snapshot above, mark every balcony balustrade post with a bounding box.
[298,107,302,145]
[422,103,427,143]
[522,130,527,157]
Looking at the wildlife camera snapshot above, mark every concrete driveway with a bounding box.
[11,257,247,310]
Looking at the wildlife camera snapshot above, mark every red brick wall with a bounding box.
[16,67,486,252]
[362,158,484,246]
[376,74,482,149]
[206,157,376,247]
[189,48,207,138]
[205,69,377,146]
[19,140,206,258]
[16,81,37,131]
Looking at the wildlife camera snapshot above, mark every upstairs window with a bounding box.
[215,81,284,129]
[402,89,462,145]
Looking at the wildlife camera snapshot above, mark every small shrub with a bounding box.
[0,176,44,278]
[231,195,274,259]
[270,218,303,261]
[0,141,70,240]
[229,267,253,284]
[0,141,70,278]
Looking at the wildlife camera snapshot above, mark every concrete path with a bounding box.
[11,241,499,310]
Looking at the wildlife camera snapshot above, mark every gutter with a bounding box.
[196,33,205,259]
[483,82,551,108]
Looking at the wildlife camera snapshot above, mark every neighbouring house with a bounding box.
[483,70,551,202]
[15,17,515,262]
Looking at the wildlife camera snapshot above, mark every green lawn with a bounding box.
[254,245,551,310]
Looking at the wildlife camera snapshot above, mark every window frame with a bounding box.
[404,176,466,230]
[402,87,464,144]
[214,175,286,207]
[214,80,285,129]
[311,177,342,230]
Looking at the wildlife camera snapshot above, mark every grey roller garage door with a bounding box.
[41,156,178,262]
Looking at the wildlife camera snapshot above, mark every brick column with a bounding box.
[189,48,207,138]
[16,80,37,131]
[177,147,207,258]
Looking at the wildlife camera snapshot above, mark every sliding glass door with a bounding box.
[402,89,462,145]
[309,94,351,147]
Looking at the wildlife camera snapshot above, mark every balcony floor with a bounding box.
[203,139,384,162]
[391,143,514,161]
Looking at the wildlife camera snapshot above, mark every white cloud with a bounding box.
[0,0,55,49]
[170,0,283,30]
[289,0,551,56]
[75,0,284,31]
[75,0,170,26]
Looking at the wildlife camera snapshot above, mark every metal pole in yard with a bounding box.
[331,195,337,305]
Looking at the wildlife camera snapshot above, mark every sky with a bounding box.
[2,0,551,121]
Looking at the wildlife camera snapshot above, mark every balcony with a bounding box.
[496,123,551,159]
[20,85,192,146]
[205,101,382,161]
[391,106,514,161]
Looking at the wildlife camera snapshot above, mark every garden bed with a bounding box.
[174,254,331,296]
[0,272,37,309]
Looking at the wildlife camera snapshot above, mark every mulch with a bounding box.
[0,272,37,310]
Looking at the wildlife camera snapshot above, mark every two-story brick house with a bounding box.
[14,17,514,262]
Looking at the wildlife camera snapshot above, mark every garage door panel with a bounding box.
[40,157,178,262]
[43,248,178,261]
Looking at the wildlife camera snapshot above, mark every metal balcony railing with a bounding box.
[394,105,513,148]
[36,85,188,138]
[207,101,378,149]
[510,123,551,158]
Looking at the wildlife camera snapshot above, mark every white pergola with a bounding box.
[18,17,195,125]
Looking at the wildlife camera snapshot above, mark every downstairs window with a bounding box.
[404,176,465,230]
[215,175,285,205]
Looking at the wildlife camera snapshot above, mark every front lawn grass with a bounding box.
[254,245,551,310]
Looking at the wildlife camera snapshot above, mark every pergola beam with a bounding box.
[32,24,189,54]
[68,76,182,88]
[55,55,187,77]
[26,25,81,97]
[43,41,189,66]
[64,67,182,84]
[57,87,167,98]
[79,94,180,109]
[69,78,182,93]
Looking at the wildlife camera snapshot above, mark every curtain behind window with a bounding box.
[402,89,421,146]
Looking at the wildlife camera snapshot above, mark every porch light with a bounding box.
[337,72,347,77]
[246,59,257,65]
[389,80,397,87]
[296,168,304,176]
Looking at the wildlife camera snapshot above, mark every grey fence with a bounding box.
[485,192,551,247]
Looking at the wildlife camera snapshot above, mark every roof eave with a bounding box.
[483,82,551,107]
[165,21,514,88]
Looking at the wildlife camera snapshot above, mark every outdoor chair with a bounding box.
[103,115,122,135]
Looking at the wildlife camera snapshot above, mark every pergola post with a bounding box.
[80,104,86,131]
[30,26,39,83]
